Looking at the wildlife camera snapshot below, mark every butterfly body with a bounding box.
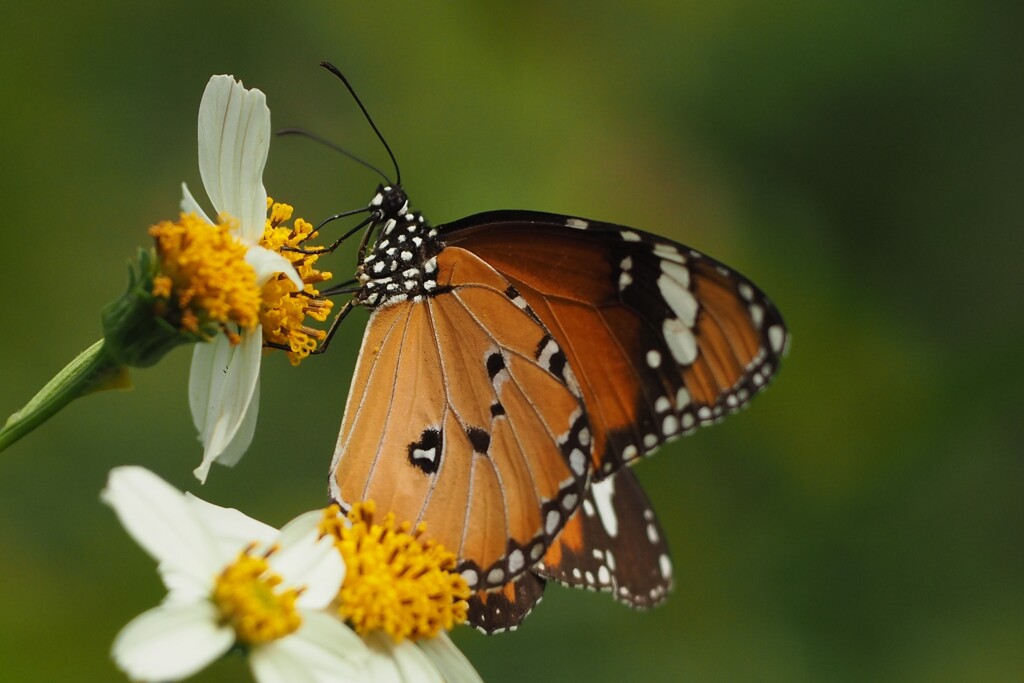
[329,183,788,632]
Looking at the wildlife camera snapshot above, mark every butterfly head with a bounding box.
[370,184,410,222]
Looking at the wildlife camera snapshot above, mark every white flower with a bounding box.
[362,631,485,683]
[182,75,303,483]
[102,466,367,683]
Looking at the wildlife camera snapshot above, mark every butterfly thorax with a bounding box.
[355,184,444,309]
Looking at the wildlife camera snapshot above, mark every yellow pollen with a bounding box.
[212,546,302,645]
[149,213,261,341]
[258,198,334,365]
[320,502,470,642]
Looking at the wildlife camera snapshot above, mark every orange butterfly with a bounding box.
[308,63,788,633]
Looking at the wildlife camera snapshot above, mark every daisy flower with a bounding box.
[102,466,366,682]
[179,75,298,482]
[318,502,484,682]
[0,75,333,464]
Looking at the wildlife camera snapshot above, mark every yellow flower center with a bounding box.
[258,199,334,365]
[212,546,302,645]
[320,502,470,642]
[150,213,261,342]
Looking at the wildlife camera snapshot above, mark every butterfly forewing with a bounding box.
[443,211,788,476]
[330,246,591,590]
[467,573,547,634]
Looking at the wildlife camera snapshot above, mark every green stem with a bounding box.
[0,340,126,453]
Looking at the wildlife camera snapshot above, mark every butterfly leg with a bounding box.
[283,210,376,255]
[261,299,355,355]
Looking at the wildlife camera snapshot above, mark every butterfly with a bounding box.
[309,63,789,634]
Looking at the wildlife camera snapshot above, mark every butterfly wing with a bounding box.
[466,573,547,634]
[329,245,592,590]
[535,466,672,608]
[467,466,672,634]
[443,210,788,477]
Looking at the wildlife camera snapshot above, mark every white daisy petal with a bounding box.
[112,601,234,682]
[364,632,445,683]
[417,634,484,683]
[101,467,221,584]
[191,330,262,483]
[246,244,304,289]
[249,611,368,683]
[197,75,270,243]
[207,377,260,470]
[185,491,278,559]
[179,182,213,224]
[158,564,213,605]
[269,530,345,611]
[188,335,229,439]
[275,509,326,552]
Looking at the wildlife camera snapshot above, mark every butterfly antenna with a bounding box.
[319,61,402,187]
[276,127,393,185]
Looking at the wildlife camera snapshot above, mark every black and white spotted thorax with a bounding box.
[355,184,444,309]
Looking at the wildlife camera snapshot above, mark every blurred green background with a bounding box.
[2,2,1021,681]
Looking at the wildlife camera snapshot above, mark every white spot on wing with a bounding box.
[654,243,686,264]
[769,324,786,354]
[570,449,587,476]
[749,303,765,329]
[663,317,698,365]
[545,509,561,535]
[646,349,662,368]
[508,549,524,574]
[662,414,679,435]
[621,230,642,242]
[590,478,619,538]
[659,267,698,326]
[676,386,691,407]
[566,217,589,229]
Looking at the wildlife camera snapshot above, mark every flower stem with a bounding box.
[0,340,128,453]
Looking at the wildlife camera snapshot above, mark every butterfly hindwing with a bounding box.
[468,466,671,634]
[443,211,788,477]
[535,466,672,608]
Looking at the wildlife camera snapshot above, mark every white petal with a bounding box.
[276,509,325,545]
[197,75,270,243]
[418,634,484,683]
[189,331,262,483]
[246,244,304,289]
[179,182,213,224]
[101,467,221,586]
[363,632,445,683]
[159,564,213,605]
[188,335,228,437]
[249,611,367,683]
[185,492,278,556]
[209,377,260,469]
[269,528,345,611]
[112,601,233,682]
